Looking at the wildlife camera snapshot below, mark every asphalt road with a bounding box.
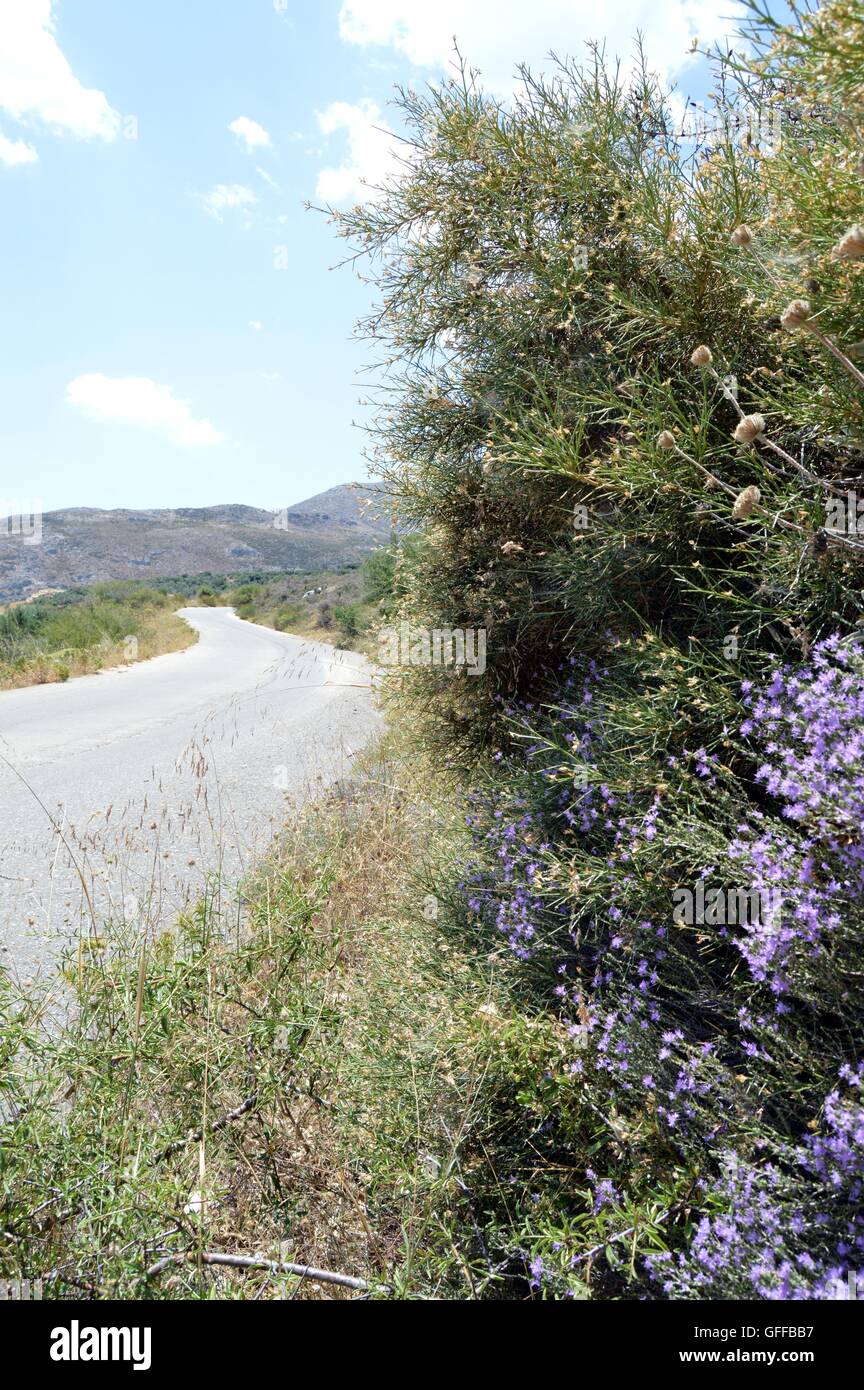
[0,608,381,980]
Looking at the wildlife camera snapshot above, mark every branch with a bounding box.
[152,1096,257,1164]
[145,1250,385,1294]
[573,1202,683,1267]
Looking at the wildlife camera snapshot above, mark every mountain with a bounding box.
[0,484,394,603]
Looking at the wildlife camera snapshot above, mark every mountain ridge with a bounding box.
[0,483,392,603]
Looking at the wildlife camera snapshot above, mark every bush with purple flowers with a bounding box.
[454,631,864,1297]
[328,0,864,1300]
[741,635,864,882]
[648,1064,864,1299]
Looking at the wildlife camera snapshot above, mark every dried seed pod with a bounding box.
[810,529,829,557]
[781,298,812,331]
[730,224,754,248]
[733,413,766,445]
[832,223,864,260]
[732,485,761,520]
[690,345,713,367]
[656,430,676,449]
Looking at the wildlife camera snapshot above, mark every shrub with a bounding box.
[327,0,864,1296]
[333,604,364,641]
[273,604,302,631]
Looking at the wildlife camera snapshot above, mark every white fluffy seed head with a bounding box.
[832,224,864,260]
[732,485,761,520]
[781,299,812,332]
[733,414,766,445]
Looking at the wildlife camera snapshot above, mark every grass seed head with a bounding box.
[732,485,762,520]
[781,298,812,331]
[733,413,766,444]
[832,223,864,260]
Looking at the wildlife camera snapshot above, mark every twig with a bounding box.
[573,1202,683,1267]
[144,1250,385,1293]
[809,327,864,392]
[152,1095,257,1164]
[672,444,806,535]
[704,363,847,498]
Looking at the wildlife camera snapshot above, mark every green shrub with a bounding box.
[325,0,864,1298]
[273,605,302,631]
[332,5,864,749]
[333,604,364,641]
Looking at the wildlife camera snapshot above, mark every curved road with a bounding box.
[0,608,381,980]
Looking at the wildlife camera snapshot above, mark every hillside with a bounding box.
[0,484,392,603]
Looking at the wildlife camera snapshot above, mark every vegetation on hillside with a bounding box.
[217,547,416,651]
[0,583,195,690]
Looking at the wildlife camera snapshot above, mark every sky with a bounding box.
[0,0,747,513]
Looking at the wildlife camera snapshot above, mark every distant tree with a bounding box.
[273,605,301,631]
[362,548,396,602]
[362,537,423,611]
[334,603,363,641]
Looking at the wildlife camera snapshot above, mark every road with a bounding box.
[0,608,381,980]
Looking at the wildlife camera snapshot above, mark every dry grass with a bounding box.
[0,607,196,691]
[0,734,503,1300]
[208,752,483,1297]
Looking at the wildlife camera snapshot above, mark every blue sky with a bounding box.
[0,0,746,512]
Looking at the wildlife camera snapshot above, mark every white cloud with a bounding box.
[229,115,272,152]
[256,164,278,189]
[315,99,398,205]
[66,374,225,447]
[0,129,37,165]
[0,0,120,142]
[200,182,257,220]
[249,320,263,331]
[323,4,735,203]
[337,0,743,92]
